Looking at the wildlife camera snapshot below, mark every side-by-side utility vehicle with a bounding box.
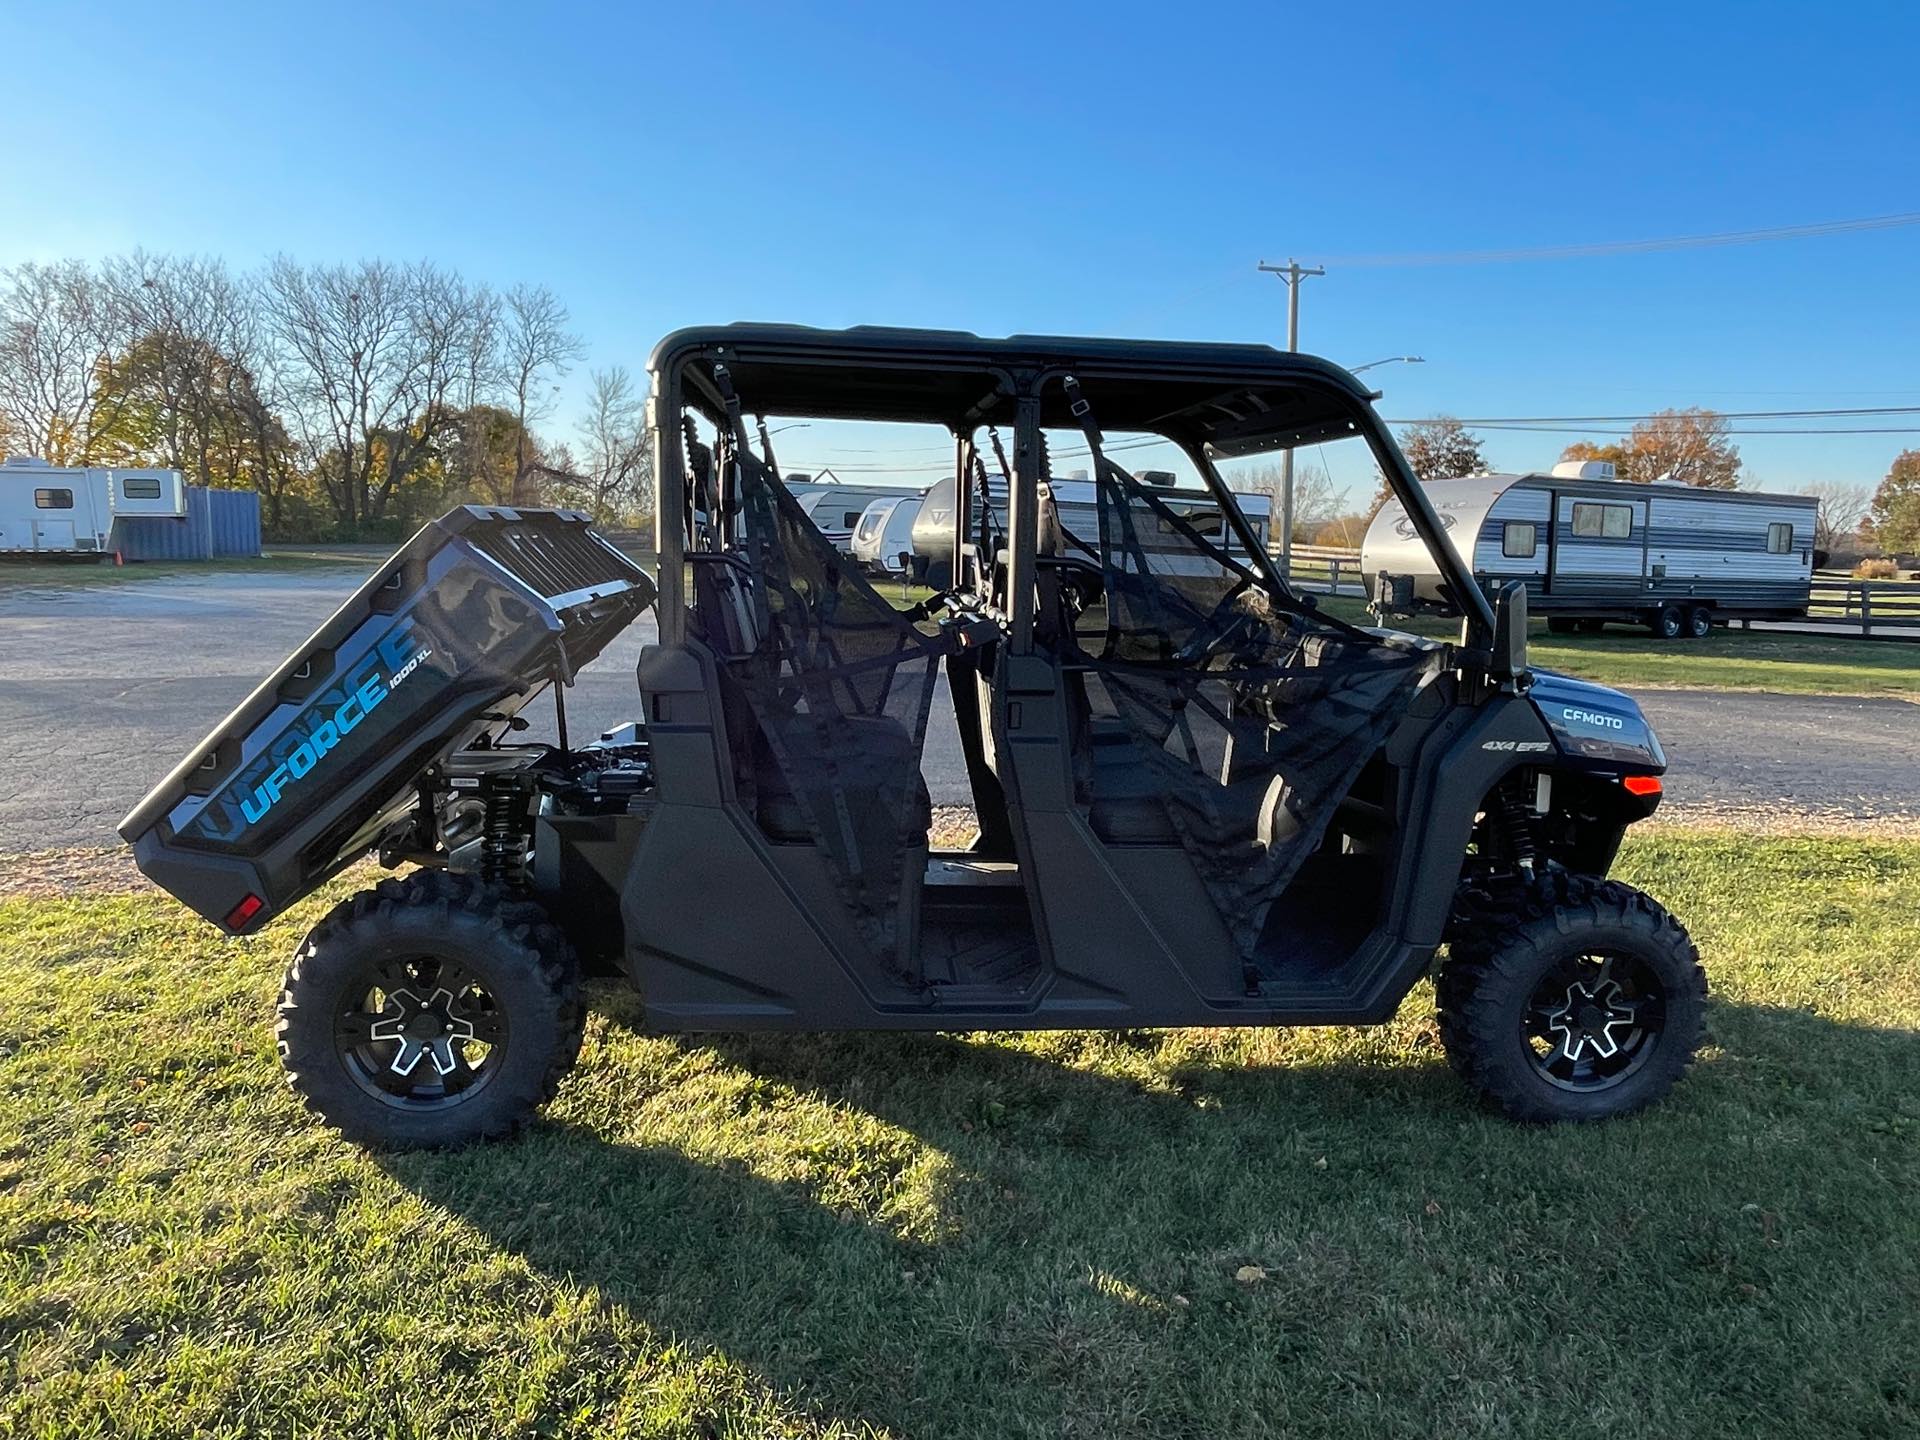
[122,325,1706,1147]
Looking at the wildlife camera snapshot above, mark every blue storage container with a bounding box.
[113,486,262,561]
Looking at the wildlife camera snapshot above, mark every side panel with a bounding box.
[1645,492,1815,608]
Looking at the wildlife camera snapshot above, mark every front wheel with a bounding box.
[1647,605,1685,640]
[276,871,584,1149]
[1436,874,1707,1122]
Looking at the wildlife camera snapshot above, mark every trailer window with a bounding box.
[1571,502,1632,539]
[1502,521,1537,558]
[122,478,163,500]
[1766,521,1793,554]
[34,488,74,510]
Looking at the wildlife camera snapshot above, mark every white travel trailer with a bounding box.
[851,493,926,574]
[0,456,187,555]
[797,485,922,555]
[1362,460,1819,638]
[910,472,1273,584]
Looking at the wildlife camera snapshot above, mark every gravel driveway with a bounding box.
[1,565,1914,856]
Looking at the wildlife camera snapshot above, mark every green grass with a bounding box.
[3,834,1918,1437]
[1314,596,1920,698]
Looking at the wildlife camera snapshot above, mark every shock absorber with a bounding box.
[479,777,531,890]
[1496,773,1539,875]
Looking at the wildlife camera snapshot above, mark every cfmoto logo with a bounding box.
[1562,706,1624,731]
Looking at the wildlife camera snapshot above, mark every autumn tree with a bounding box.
[1561,408,1740,488]
[1869,450,1920,554]
[1366,416,1488,515]
[1397,416,1488,483]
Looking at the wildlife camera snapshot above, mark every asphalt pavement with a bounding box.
[0,564,1914,855]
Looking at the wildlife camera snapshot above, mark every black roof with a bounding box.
[649,323,1382,454]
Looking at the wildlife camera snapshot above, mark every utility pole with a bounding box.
[1257,258,1324,577]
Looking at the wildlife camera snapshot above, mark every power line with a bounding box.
[1385,405,1920,423]
[1319,211,1920,268]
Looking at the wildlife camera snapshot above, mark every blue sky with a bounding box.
[3,0,1916,500]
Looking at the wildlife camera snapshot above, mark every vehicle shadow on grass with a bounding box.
[384,999,1920,1438]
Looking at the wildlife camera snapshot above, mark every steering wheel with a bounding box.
[1175,579,1270,666]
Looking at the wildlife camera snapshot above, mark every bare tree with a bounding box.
[1228,457,1345,542]
[1798,481,1871,554]
[563,366,653,523]
[259,257,440,527]
[0,259,123,464]
[501,284,583,504]
[94,253,261,485]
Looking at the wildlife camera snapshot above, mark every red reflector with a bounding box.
[1621,775,1662,797]
[224,893,266,930]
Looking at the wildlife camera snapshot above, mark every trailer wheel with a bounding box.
[1647,605,1684,640]
[1437,873,1707,1122]
[1578,619,1608,634]
[1546,617,1581,636]
[1685,605,1714,639]
[276,871,584,1149]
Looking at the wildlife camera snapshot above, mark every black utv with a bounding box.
[121,325,1705,1148]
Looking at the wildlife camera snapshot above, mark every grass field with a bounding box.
[0,553,358,589]
[3,833,1917,1438]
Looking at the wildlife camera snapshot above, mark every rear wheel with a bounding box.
[1685,604,1714,639]
[1436,873,1707,1122]
[276,871,583,1149]
[1647,605,1684,640]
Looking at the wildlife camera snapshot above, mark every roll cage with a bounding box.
[646,324,1496,654]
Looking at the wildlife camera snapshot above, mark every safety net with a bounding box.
[1058,377,1442,958]
[692,376,948,975]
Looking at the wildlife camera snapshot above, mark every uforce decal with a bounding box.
[1482,739,1553,752]
[194,617,437,840]
[1561,706,1625,731]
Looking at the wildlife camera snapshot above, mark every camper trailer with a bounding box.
[796,485,920,555]
[1362,460,1818,638]
[851,492,926,574]
[912,472,1272,585]
[0,456,187,556]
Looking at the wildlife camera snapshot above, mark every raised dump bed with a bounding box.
[118,506,655,932]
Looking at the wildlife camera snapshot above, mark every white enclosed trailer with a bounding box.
[0,456,187,556]
[1362,460,1819,638]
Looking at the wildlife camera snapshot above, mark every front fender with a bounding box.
[1395,691,1557,948]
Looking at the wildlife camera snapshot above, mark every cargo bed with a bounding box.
[119,506,656,932]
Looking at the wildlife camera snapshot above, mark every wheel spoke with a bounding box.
[388,1036,429,1078]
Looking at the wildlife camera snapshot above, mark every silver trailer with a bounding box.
[0,456,187,556]
[911,472,1272,584]
[1362,460,1819,638]
[851,492,926,574]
